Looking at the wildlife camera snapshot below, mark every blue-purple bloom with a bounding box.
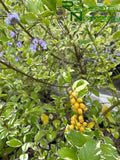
[30,44,36,52]
[116,53,120,57]
[41,41,47,50]
[5,12,20,27]
[16,41,22,48]
[0,52,3,57]
[93,47,98,55]
[10,31,17,37]
[33,38,38,46]
[8,42,12,46]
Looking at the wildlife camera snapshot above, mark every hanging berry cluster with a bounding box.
[65,90,88,132]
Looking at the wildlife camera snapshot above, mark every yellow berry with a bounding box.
[70,95,73,99]
[77,108,83,114]
[69,90,72,95]
[69,125,74,130]
[75,126,79,130]
[79,103,85,109]
[80,126,84,132]
[83,122,87,127]
[71,98,76,104]
[83,107,88,112]
[65,128,68,132]
[71,115,77,121]
[76,122,81,127]
[71,120,75,125]
[77,98,82,103]
[78,116,84,123]
[72,91,77,97]
[74,102,79,110]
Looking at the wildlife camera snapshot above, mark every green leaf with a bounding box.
[113,31,120,39]
[83,0,97,6]
[35,131,44,145]
[111,0,120,5]
[53,120,60,128]
[58,147,78,160]
[65,130,87,148]
[38,10,55,18]
[6,139,23,147]
[78,140,101,160]
[22,142,33,152]
[101,143,119,159]
[22,13,38,24]
[0,130,9,139]
[19,154,28,160]
[42,0,56,11]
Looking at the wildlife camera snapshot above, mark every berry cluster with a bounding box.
[65,90,88,132]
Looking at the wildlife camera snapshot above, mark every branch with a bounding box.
[0,59,69,88]
[103,100,120,116]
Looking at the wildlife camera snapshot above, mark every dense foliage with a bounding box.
[0,0,120,159]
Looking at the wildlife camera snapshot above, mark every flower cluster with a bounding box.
[5,12,20,27]
[65,90,88,133]
[30,38,47,53]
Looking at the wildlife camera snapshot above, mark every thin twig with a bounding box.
[0,59,69,88]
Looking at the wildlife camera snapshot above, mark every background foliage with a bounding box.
[0,0,120,159]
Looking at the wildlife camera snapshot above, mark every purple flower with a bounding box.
[33,38,38,46]
[93,47,98,55]
[0,52,2,57]
[30,44,36,52]
[16,41,22,48]
[8,42,12,46]
[10,31,17,37]
[41,41,47,50]
[116,53,120,57]
[39,39,43,44]
[5,12,20,27]
[94,60,97,63]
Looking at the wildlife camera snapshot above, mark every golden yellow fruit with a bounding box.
[83,107,88,112]
[71,98,76,104]
[70,95,73,99]
[76,122,81,127]
[78,116,84,123]
[80,126,84,132]
[83,122,87,127]
[71,120,75,125]
[65,128,68,132]
[72,91,77,97]
[79,103,86,109]
[75,126,79,130]
[77,98,82,103]
[74,102,79,110]
[77,108,83,114]
[69,125,74,130]
[71,115,77,121]
[69,90,72,95]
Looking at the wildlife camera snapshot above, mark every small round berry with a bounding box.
[69,90,72,95]
[75,126,79,130]
[71,98,76,104]
[69,125,74,130]
[83,107,88,112]
[74,102,79,110]
[70,95,73,99]
[77,108,83,114]
[71,115,77,121]
[83,122,87,127]
[79,103,85,109]
[71,120,75,125]
[80,126,84,132]
[72,91,77,97]
[65,128,68,132]
[77,98,82,103]
[76,122,81,127]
